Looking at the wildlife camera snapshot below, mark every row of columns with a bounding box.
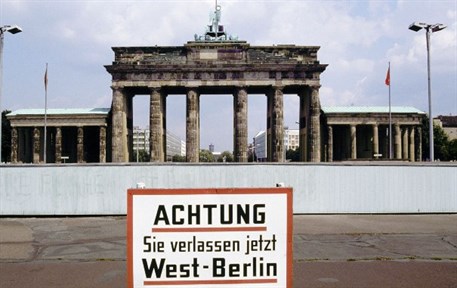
[326,123,421,162]
[10,126,107,164]
[111,85,322,163]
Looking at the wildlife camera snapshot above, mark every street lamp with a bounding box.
[408,22,446,162]
[0,25,22,163]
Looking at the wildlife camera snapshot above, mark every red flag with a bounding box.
[385,66,390,86]
[44,63,48,92]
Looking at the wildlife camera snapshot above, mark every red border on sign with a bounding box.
[144,278,277,285]
[152,226,267,233]
[127,188,293,288]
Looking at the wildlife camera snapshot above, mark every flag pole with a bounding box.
[44,63,48,163]
[387,62,392,159]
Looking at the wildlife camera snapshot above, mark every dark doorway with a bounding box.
[84,127,100,162]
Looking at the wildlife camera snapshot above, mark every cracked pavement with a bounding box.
[1,215,456,287]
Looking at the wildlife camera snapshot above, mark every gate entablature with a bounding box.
[106,43,325,90]
[105,41,327,163]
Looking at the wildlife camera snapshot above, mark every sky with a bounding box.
[1,0,456,152]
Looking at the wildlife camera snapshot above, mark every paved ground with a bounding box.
[0,215,456,287]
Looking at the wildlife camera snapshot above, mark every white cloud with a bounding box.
[335,59,375,74]
[1,0,27,13]
[259,1,383,51]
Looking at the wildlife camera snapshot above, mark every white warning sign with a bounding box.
[127,188,293,287]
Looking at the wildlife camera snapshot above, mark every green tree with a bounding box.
[433,125,450,161]
[172,154,186,162]
[218,151,234,162]
[421,116,452,161]
[421,116,431,161]
[199,149,215,162]
[448,139,457,161]
[286,148,300,162]
[138,150,150,162]
[1,110,12,163]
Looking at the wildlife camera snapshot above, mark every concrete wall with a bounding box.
[1,163,456,215]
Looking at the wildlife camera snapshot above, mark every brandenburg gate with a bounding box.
[105,7,327,163]
[105,42,327,163]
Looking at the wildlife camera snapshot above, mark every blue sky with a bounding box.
[1,0,456,152]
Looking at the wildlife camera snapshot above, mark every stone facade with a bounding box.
[7,109,110,164]
[105,42,328,162]
[323,107,425,162]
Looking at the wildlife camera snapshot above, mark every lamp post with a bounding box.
[0,25,22,163]
[409,22,446,162]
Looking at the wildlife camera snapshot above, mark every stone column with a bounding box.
[268,87,284,162]
[350,124,357,160]
[11,127,18,163]
[127,93,134,162]
[402,127,409,160]
[417,127,423,162]
[233,87,248,162]
[327,125,333,162]
[33,127,40,164]
[150,88,165,162]
[55,127,62,163]
[298,91,309,162]
[162,95,167,161]
[186,88,200,162]
[99,126,106,163]
[309,86,321,162]
[394,123,402,160]
[372,124,379,158]
[77,127,84,163]
[409,127,415,162]
[111,86,129,162]
[266,93,272,161]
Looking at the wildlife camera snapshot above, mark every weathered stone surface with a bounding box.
[33,127,40,164]
[373,124,379,156]
[351,125,357,160]
[55,127,62,163]
[395,123,402,160]
[233,87,248,162]
[409,127,415,162]
[11,127,18,163]
[149,89,164,162]
[309,86,321,162]
[273,88,285,162]
[106,42,327,163]
[7,110,109,164]
[111,87,129,162]
[324,110,424,162]
[327,125,333,162]
[77,127,84,163]
[186,89,200,162]
[99,126,106,163]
